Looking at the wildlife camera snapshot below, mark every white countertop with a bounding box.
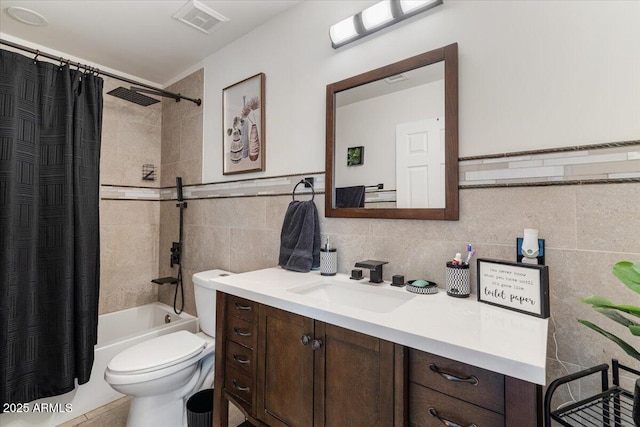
[209,267,548,385]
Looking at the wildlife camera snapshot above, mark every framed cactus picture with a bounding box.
[222,73,265,174]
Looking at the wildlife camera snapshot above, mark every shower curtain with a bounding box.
[0,49,103,408]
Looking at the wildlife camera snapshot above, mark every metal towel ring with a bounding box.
[292,179,315,201]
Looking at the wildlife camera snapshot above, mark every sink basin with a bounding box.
[287,280,414,313]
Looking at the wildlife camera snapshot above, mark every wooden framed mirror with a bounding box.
[325,43,458,220]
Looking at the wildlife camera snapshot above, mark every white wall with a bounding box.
[201,0,640,182]
[335,80,444,189]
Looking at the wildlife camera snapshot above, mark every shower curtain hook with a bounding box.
[33,50,39,63]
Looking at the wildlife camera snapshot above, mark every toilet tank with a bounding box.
[193,269,234,337]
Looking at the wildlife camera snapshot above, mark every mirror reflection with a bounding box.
[334,62,445,209]
[325,43,458,220]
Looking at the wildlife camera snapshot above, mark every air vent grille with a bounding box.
[384,73,409,84]
[173,0,229,34]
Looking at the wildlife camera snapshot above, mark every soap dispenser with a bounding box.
[320,237,337,276]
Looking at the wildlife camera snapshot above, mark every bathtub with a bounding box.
[1,302,198,427]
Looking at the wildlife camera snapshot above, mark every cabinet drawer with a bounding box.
[226,295,257,323]
[225,366,253,406]
[409,382,504,427]
[226,315,256,349]
[409,349,504,414]
[225,339,254,376]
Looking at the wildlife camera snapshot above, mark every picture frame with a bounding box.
[347,146,364,166]
[476,258,550,318]
[222,73,265,175]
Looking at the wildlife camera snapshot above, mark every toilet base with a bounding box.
[127,392,185,427]
[123,355,214,427]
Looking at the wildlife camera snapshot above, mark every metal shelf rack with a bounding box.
[544,359,640,426]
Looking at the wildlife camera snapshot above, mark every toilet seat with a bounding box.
[108,331,207,375]
[105,331,214,386]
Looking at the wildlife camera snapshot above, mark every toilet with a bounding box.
[104,269,232,427]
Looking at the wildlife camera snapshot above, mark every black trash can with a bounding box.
[187,388,214,427]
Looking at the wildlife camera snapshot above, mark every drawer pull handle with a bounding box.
[429,364,479,385]
[311,339,323,351]
[233,353,250,365]
[429,408,477,427]
[232,379,250,393]
[234,302,252,311]
[301,335,312,345]
[233,327,252,337]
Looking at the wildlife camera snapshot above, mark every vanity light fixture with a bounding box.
[329,0,443,48]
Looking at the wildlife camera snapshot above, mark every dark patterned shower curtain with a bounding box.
[0,49,103,408]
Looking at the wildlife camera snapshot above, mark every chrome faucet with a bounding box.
[354,260,388,283]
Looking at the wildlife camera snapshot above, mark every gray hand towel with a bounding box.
[278,200,320,272]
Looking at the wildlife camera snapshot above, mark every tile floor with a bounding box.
[57,396,246,427]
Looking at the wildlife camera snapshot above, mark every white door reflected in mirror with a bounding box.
[396,117,445,208]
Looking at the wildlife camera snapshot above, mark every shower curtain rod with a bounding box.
[0,38,202,106]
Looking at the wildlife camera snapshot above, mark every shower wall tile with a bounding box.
[101,76,162,188]
[99,262,159,315]
[181,115,203,162]
[100,200,160,225]
[162,69,203,127]
[182,159,202,186]
[114,224,159,267]
[161,122,180,165]
[99,200,160,315]
[161,69,204,186]
[160,162,178,187]
[99,75,162,316]
[99,226,117,271]
[117,120,161,185]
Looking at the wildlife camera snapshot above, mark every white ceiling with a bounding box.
[0,0,303,86]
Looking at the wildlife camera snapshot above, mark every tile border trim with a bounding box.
[101,140,640,200]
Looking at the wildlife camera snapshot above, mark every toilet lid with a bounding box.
[108,330,207,375]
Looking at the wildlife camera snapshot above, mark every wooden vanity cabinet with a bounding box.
[214,293,260,427]
[213,291,541,427]
[408,349,541,427]
[256,305,314,427]
[256,304,399,427]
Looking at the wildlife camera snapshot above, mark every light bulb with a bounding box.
[329,15,358,46]
[400,0,440,15]
[361,0,394,31]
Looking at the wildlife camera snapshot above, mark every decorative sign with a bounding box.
[476,258,550,318]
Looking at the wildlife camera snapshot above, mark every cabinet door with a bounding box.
[257,304,315,427]
[315,323,395,427]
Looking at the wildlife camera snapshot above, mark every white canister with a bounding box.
[320,248,337,276]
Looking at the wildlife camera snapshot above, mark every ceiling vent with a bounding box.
[384,73,409,84]
[173,0,229,34]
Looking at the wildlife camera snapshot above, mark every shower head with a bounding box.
[107,87,160,106]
